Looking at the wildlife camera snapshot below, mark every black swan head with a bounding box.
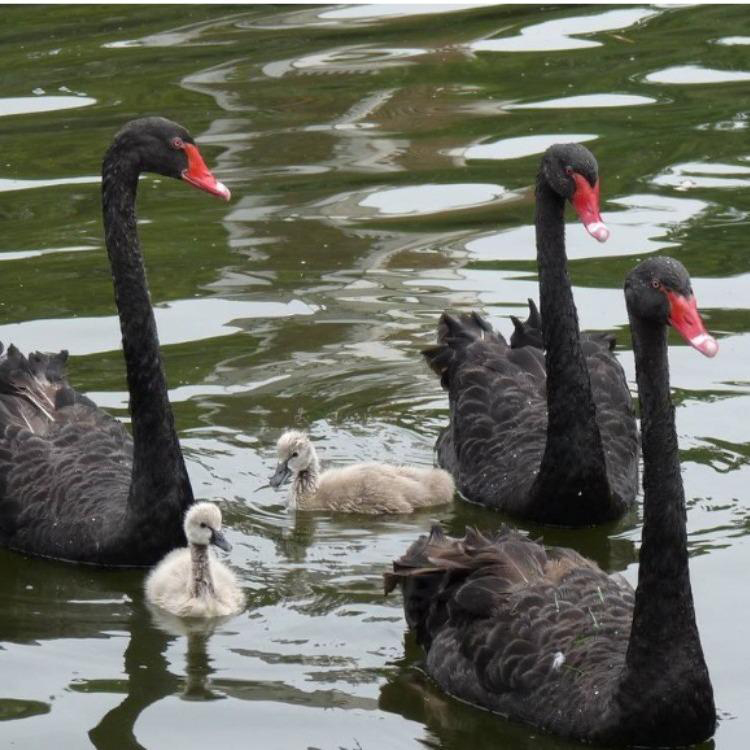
[625,256,718,357]
[108,116,231,201]
[540,142,608,242]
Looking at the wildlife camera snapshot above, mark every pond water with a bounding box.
[1,4,749,749]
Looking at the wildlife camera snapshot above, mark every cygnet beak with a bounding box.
[210,528,232,552]
[269,462,292,488]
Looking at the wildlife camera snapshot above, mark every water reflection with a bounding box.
[0,176,99,193]
[652,160,750,190]
[505,93,656,110]
[245,3,490,29]
[358,184,510,216]
[0,298,315,355]
[0,95,95,117]
[455,133,597,161]
[263,45,427,78]
[646,65,750,84]
[469,7,659,53]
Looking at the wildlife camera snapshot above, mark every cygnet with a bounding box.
[269,430,455,513]
[145,502,245,618]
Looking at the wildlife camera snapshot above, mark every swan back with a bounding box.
[386,525,634,741]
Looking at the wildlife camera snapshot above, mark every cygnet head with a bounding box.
[269,430,315,487]
[184,502,232,551]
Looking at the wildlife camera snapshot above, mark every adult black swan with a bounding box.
[0,117,230,566]
[424,144,638,525]
[386,256,717,746]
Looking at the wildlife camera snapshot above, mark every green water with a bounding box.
[1,4,749,748]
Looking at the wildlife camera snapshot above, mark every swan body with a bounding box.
[269,430,455,513]
[145,502,244,618]
[425,144,638,525]
[387,257,717,746]
[0,117,230,565]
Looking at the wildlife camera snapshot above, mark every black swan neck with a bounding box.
[529,178,610,523]
[101,143,193,523]
[612,314,714,739]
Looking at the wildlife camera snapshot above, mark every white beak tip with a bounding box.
[586,221,610,243]
[216,180,231,202]
[690,334,719,358]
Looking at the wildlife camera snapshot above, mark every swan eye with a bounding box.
[564,166,573,176]
[199,522,207,528]
[651,279,662,290]
[170,137,185,150]
[291,451,298,458]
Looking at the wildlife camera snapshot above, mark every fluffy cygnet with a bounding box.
[145,502,245,618]
[269,430,455,513]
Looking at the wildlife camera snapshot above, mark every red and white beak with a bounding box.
[666,290,718,358]
[181,143,231,201]
[571,172,609,243]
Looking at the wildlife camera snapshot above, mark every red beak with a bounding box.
[666,290,718,358]
[181,143,231,201]
[571,173,609,243]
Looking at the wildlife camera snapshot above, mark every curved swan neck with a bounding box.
[290,449,320,509]
[189,543,214,598]
[529,177,609,520]
[613,314,713,736]
[101,143,193,522]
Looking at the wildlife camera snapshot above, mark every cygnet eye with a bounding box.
[291,451,298,458]
[200,522,207,528]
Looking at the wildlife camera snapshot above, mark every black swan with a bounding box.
[0,117,230,566]
[386,256,717,746]
[510,297,615,352]
[424,144,638,525]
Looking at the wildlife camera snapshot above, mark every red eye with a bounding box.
[565,166,573,176]
[170,137,185,150]
[651,279,662,289]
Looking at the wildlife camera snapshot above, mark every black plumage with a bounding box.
[388,256,716,746]
[0,117,229,566]
[509,298,543,349]
[426,144,638,525]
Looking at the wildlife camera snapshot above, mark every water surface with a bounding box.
[1,4,749,749]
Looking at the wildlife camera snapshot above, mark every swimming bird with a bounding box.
[510,297,615,351]
[145,502,244,618]
[424,144,638,525]
[387,256,717,746]
[0,117,230,565]
[269,430,455,513]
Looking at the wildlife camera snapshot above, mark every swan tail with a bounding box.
[509,298,544,349]
[385,525,549,648]
[422,312,505,389]
[0,343,72,431]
